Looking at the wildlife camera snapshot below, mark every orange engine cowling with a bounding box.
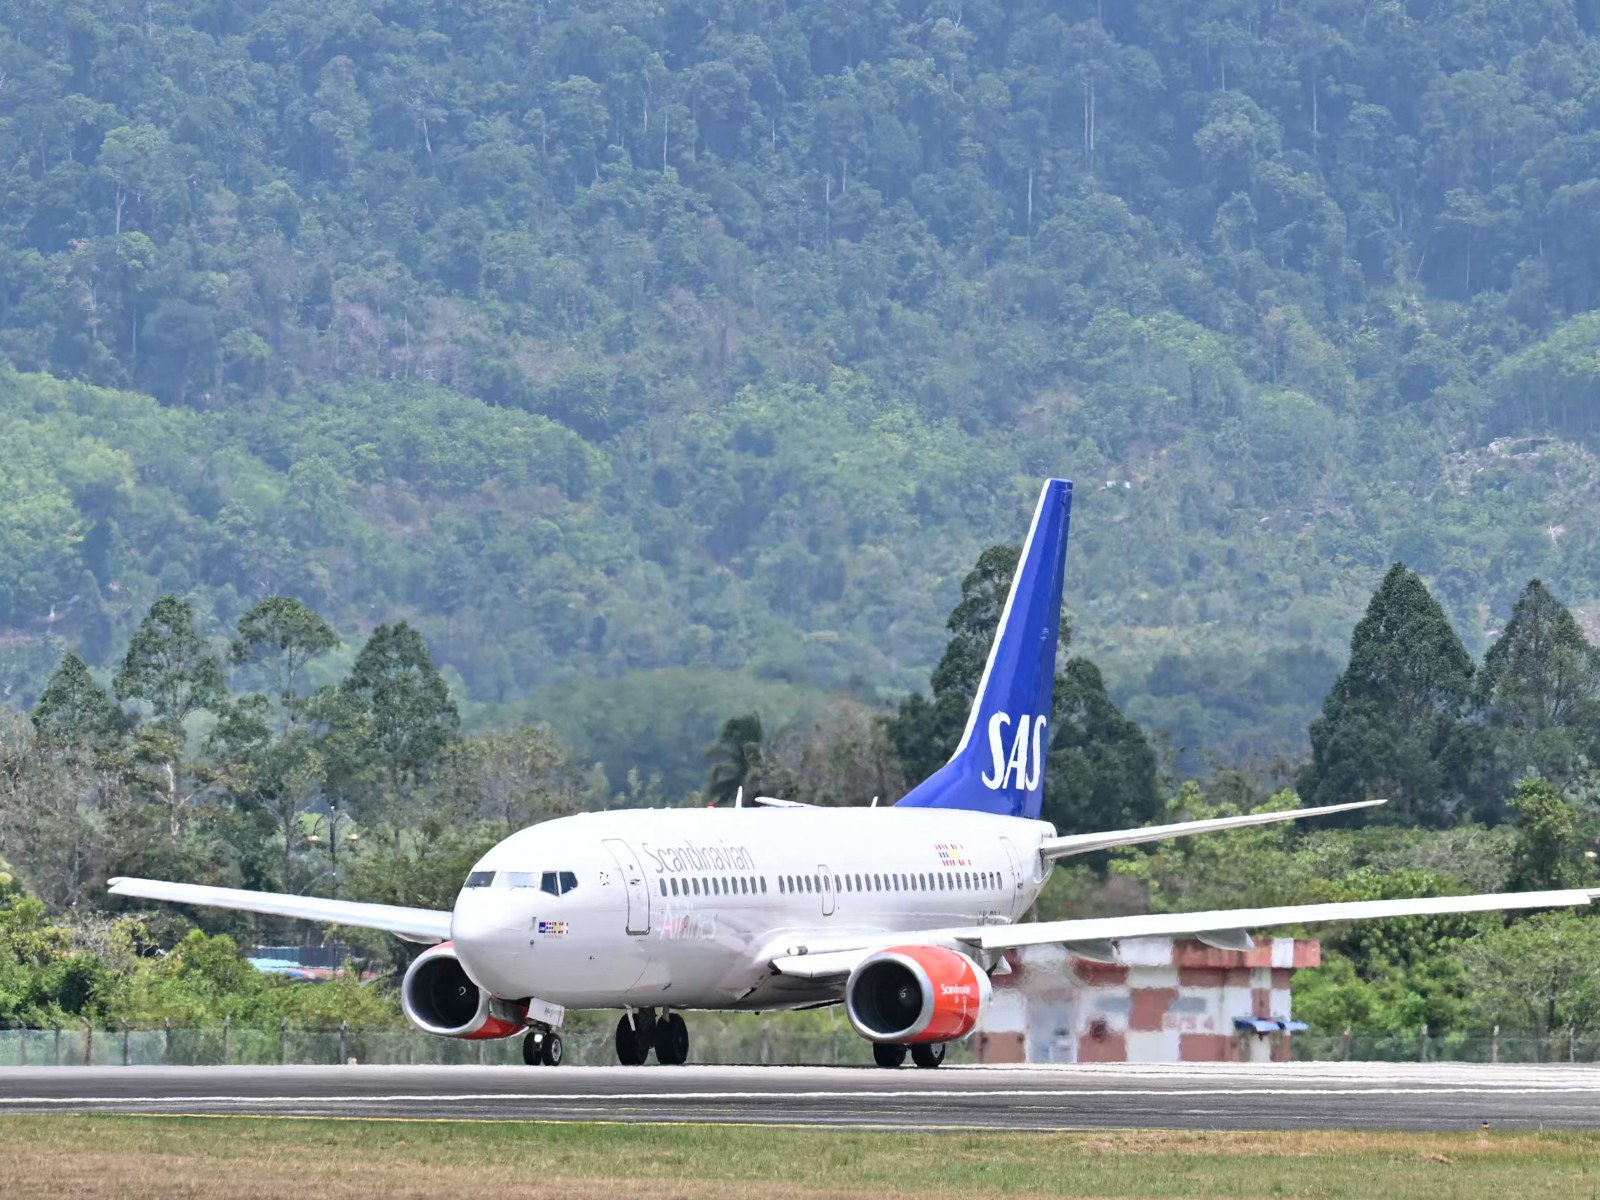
[844,945,991,1045]
[400,942,526,1039]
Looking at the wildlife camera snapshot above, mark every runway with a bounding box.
[2,1061,1598,1130]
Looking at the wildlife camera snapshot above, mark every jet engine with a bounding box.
[400,942,526,1039]
[844,945,991,1044]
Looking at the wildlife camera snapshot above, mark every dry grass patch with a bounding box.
[0,1117,1597,1200]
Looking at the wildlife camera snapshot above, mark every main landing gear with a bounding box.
[872,1041,946,1069]
[522,1027,564,1066]
[614,1009,691,1065]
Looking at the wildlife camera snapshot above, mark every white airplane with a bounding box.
[110,479,1600,1068]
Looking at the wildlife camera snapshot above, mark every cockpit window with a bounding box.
[498,872,536,889]
[540,871,581,896]
[465,871,495,888]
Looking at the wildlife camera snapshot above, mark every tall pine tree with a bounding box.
[324,622,459,825]
[1298,563,1475,826]
[1475,580,1600,785]
[31,652,126,746]
[113,595,226,728]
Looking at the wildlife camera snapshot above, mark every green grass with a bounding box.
[2,1116,1599,1199]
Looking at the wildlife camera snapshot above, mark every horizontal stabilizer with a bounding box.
[1038,798,1386,861]
[107,877,451,943]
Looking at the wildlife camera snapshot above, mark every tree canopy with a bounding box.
[8,2,1600,785]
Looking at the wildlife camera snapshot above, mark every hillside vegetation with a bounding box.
[8,1,1600,779]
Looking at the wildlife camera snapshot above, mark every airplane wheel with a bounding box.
[522,1031,544,1066]
[615,1015,649,1065]
[540,1033,564,1067]
[655,1014,689,1065]
[911,1042,946,1070]
[872,1042,908,1069]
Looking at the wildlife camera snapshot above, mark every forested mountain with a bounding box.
[8,0,1600,783]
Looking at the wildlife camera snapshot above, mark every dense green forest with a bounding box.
[9,1,1600,783]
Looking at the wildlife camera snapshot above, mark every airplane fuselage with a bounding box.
[452,807,1055,1010]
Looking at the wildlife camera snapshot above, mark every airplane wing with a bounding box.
[1038,798,1386,861]
[107,877,452,943]
[768,886,1600,978]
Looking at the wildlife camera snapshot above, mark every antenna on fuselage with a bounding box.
[870,795,879,807]
[735,786,744,808]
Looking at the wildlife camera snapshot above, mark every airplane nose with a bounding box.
[451,892,529,998]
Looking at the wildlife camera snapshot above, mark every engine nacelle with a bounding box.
[400,942,526,1039]
[844,945,991,1045]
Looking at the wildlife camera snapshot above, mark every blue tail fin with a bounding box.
[896,479,1073,821]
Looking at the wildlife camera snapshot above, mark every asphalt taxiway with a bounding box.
[1,1061,1597,1131]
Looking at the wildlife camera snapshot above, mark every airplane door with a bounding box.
[819,865,836,916]
[999,837,1025,920]
[602,838,651,935]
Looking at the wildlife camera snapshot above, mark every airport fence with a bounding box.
[0,1014,979,1068]
[5,1021,1591,1067]
[1292,1027,1600,1064]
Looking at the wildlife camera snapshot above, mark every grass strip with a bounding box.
[0,1115,1597,1199]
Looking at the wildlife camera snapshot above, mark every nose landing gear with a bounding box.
[521,1027,564,1066]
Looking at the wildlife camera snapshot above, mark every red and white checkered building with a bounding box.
[974,937,1321,1063]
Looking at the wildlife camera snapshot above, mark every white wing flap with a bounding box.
[969,888,1600,952]
[1039,798,1386,861]
[107,877,451,943]
[764,888,1600,974]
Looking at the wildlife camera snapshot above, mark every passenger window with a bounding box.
[693,878,701,895]
[760,877,767,893]
[854,874,863,891]
[659,879,666,896]
[670,878,679,896]
[465,871,495,888]
[834,875,841,890]
[805,876,814,893]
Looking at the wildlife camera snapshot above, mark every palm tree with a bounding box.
[705,713,764,805]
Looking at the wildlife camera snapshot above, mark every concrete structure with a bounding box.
[975,937,1320,1063]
